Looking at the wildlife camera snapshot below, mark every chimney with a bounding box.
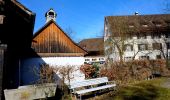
[45,8,57,23]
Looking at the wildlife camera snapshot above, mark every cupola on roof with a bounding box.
[45,8,57,23]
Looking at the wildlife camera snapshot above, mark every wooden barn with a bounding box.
[21,9,87,85]
[0,0,35,88]
[31,8,87,65]
[0,0,35,99]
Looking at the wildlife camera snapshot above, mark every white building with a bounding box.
[104,14,170,61]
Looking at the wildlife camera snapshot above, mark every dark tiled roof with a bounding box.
[105,14,170,36]
[79,38,104,55]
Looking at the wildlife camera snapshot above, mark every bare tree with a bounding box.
[65,27,76,41]
[33,64,75,86]
[105,16,141,63]
[57,65,75,86]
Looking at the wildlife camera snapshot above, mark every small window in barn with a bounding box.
[124,57,132,61]
[85,59,90,61]
[92,59,97,61]
[99,58,104,61]
[139,56,149,60]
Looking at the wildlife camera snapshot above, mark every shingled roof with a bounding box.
[79,38,104,56]
[105,14,170,36]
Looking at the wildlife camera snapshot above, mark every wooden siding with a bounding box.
[0,44,6,100]
[32,22,86,54]
[37,53,85,57]
[0,15,4,24]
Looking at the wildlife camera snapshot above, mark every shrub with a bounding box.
[100,59,170,84]
[80,64,99,79]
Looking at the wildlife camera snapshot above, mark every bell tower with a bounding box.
[45,8,57,23]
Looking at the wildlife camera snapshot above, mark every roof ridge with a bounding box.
[105,14,170,18]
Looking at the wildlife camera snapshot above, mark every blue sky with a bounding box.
[19,0,170,42]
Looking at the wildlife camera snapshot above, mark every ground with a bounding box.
[83,77,170,100]
[161,78,170,88]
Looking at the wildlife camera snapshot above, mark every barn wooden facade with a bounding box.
[0,0,35,99]
[32,20,87,56]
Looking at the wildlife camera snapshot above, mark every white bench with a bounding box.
[69,77,116,100]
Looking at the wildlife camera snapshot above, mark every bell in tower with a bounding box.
[45,8,57,23]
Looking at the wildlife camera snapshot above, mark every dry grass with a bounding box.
[87,78,170,100]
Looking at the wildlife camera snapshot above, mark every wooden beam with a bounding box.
[0,15,5,24]
[0,0,4,5]
[0,44,7,100]
[37,53,85,57]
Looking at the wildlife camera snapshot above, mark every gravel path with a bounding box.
[161,78,170,88]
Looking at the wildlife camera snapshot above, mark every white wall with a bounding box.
[42,57,84,66]
[84,56,105,64]
[21,57,85,85]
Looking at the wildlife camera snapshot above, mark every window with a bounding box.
[156,55,161,59]
[152,43,162,50]
[99,58,104,61]
[167,43,170,49]
[124,44,133,51]
[124,57,133,61]
[85,59,90,61]
[139,56,149,60]
[138,44,148,51]
[92,59,97,61]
